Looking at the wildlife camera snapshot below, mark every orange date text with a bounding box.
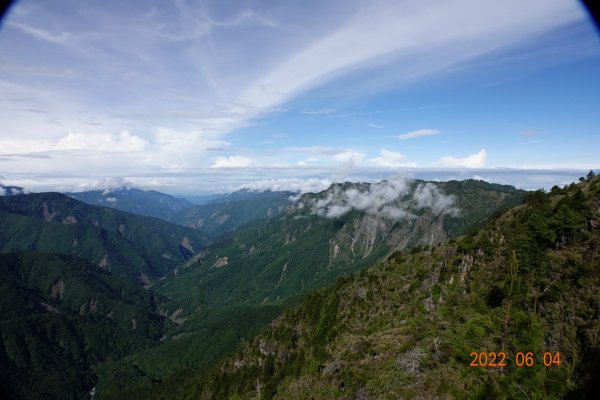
[469,352,561,367]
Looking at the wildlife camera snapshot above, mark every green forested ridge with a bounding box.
[170,190,292,239]
[69,188,294,239]
[157,179,522,309]
[0,252,170,400]
[0,209,158,283]
[177,175,600,399]
[92,179,523,398]
[68,187,195,221]
[0,192,209,281]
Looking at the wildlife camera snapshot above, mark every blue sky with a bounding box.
[0,0,599,194]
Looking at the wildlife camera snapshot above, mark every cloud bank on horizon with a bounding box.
[0,0,599,194]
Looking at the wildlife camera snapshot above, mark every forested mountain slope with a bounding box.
[170,190,293,239]
[181,175,600,400]
[0,252,170,400]
[0,193,209,282]
[68,188,195,221]
[158,179,522,310]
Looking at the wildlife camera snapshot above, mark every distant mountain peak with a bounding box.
[67,187,195,220]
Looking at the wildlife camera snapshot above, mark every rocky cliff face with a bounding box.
[328,210,448,266]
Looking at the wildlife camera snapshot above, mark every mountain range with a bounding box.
[68,188,195,221]
[68,188,293,239]
[4,176,598,399]
[88,178,525,398]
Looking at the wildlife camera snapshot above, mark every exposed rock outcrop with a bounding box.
[212,256,229,269]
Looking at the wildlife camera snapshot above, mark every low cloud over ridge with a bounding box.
[307,177,458,220]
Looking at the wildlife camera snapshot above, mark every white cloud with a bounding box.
[210,155,255,168]
[0,138,54,153]
[0,126,231,175]
[297,157,319,166]
[53,131,148,152]
[239,178,332,193]
[105,197,117,203]
[7,21,74,45]
[412,183,459,216]
[151,128,230,167]
[285,147,419,170]
[367,148,416,168]
[0,130,148,160]
[301,108,336,115]
[309,177,457,220]
[333,150,365,167]
[439,149,487,168]
[240,0,583,123]
[69,177,132,192]
[398,129,440,140]
[152,128,226,150]
[287,146,338,155]
[312,178,413,219]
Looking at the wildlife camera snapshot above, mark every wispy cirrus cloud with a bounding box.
[398,129,440,140]
[286,146,339,155]
[520,129,541,137]
[300,108,336,115]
